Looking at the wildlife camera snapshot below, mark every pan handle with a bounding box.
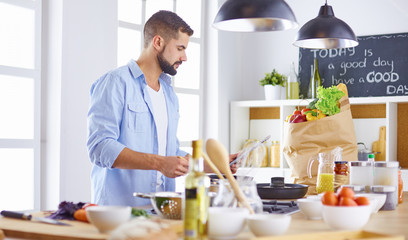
[133,192,153,198]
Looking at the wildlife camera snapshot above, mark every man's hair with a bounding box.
[143,10,194,48]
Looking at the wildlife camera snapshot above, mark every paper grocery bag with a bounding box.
[282,97,357,194]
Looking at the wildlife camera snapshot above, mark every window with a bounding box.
[0,0,41,211]
[117,0,203,154]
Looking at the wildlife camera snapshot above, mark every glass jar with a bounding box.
[349,161,373,186]
[374,161,399,206]
[242,139,267,168]
[334,161,349,190]
[270,141,280,168]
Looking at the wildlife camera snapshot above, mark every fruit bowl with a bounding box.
[322,205,371,230]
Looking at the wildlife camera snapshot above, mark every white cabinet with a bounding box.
[230,96,408,190]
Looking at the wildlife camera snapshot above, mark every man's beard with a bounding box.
[157,50,181,76]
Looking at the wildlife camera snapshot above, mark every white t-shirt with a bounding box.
[147,84,168,191]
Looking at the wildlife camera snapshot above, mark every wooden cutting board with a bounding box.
[0,212,182,240]
[372,126,386,161]
[254,230,404,240]
[0,213,108,240]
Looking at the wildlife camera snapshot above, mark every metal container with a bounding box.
[370,185,397,210]
[133,192,182,219]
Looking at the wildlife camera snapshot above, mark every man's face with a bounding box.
[157,32,189,76]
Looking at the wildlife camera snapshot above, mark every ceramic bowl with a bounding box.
[208,207,249,239]
[322,205,371,230]
[246,213,291,237]
[297,198,323,220]
[355,193,386,213]
[86,206,132,233]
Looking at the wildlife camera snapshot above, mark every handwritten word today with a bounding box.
[310,48,355,59]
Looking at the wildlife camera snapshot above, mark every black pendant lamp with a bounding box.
[293,2,358,49]
[213,0,298,32]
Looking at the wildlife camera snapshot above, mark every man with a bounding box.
[87,11,192,206]
[87,10,237,207]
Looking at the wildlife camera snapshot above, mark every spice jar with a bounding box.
[334,161,349,189]
[371,185,397,211]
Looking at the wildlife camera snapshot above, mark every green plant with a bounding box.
[259,69,287,87]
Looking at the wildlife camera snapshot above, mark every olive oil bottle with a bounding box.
[309,58,322,99]
[184,140,210,240]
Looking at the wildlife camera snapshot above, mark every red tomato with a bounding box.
[301,108,311,115]
[339,197,358,206]
[321,191,339,206]
[293,110,301,115]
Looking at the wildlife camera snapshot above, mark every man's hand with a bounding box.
[158,156,189,178]
[229,153,239,174]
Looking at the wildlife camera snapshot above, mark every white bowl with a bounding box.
[86,206,132,233]
[246,214,291,237]
[208,207,249,239]
[322,205,371,230]
[355,193,386,213]
[297,198,323,220]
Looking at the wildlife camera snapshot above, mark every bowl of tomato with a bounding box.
[320,187,372,230]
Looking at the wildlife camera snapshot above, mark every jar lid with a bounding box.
[370,185,396,192]
[368,154,375,158]
[349,161,373,167]
[374,161,399,168]
[335,161,348,164]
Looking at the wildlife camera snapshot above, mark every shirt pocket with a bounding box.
[127,103,150,132]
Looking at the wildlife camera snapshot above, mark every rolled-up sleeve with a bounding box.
[87,73,126,168]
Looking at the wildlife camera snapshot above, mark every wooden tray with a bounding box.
[254,230,404,240]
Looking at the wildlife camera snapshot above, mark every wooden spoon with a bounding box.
[202,152,225,181]
[206,138,255,214]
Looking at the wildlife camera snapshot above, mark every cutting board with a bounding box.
[372,126,386,161]
[0,212,182,240]
[0,213,108,240]
[254,230,404,240]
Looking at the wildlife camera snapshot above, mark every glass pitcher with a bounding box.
[238,180,263,213]
[308,152,334,194]
[212,179,237,208]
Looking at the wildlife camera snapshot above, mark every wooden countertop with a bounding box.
[1,193,407,240]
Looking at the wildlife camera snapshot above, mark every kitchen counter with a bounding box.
[1,193,407,240]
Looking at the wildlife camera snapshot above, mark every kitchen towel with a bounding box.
[283,96,358,194]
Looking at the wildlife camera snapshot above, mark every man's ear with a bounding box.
[152,35,164,51]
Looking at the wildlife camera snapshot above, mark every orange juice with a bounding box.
[316,173,334,193]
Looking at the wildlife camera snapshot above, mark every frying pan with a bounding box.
[256,177,308,199]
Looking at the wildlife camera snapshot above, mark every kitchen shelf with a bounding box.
[230,96,408,190]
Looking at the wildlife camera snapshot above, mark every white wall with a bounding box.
[42,0,117,209]
[218,0,408,150]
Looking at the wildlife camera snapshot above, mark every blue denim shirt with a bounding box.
[87,60,187,206]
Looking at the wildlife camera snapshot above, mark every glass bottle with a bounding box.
[286,62,299,99]
[309,58,322,99]
[184,139,210,240]
[398,168,403,204]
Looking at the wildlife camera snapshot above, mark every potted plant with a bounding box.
[259,69,287,100]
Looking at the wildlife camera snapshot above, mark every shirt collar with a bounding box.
[127,59,172,85]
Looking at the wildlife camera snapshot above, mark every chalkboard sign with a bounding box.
[298,32,408,97]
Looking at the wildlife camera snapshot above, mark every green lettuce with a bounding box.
[315,86,345,116]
